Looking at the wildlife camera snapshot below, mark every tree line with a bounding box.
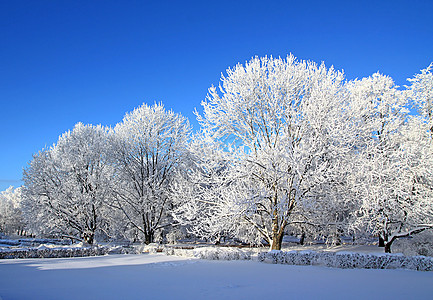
[3,55,433,253]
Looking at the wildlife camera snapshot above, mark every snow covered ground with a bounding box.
[1,253,432,300]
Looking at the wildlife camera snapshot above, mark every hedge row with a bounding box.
[165,246,255,260]
[259,250,433,271]
[165,246,433,272]
[0,238,72,246]
[2,244,432,271]
[0,246,109,259]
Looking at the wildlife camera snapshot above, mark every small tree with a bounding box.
[22,123,112,244]
[0,186,25,236]
[110,103,191,244]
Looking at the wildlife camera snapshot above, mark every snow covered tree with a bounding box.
[408,63,433,129]
[348,68,433,253]
[0,186,25,236]
[110,103,191,244]
[22,123,113,244]
[172,133,245,244]
[187,55,357,250]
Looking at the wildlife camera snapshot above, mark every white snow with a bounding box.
[1,253,432,300]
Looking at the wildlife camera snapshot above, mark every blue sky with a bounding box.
[1,0,432,191]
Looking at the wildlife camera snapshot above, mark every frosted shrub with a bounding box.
[0,245,109,259]
[136,243,165,254]
[393,232,433,257]
[258,250,433,271]
[316,252,336,267]
[165,246,253,261]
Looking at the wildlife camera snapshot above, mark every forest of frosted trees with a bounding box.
[2,55,433,253]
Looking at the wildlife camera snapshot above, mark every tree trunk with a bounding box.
[83,232,94,245]
[299,233,305,245]
[270,217,284,250]
[384,242,392,253]
[144,230,154,245]
[332,233,341,246]
[270,232,283,250]
[378,236,385,247]
[384,236,396,253]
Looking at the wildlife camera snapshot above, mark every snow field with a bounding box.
[0,253,432,300]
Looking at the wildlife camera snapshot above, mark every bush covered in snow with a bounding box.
[0,245,110,259]
[165,246,433,271]
[165,246,256,260]
[0,238,72,247]
[258,250,433,271]
[393,231,433,257]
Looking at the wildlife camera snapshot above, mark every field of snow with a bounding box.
[1,253,432,300]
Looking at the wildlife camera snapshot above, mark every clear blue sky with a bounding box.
[1,0,432,191]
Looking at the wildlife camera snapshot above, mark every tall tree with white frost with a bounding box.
[110,103,191,244]
[22,123,112,244]
[193,55,357,250]
[348,67,433,253]
[408,63,433,132]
